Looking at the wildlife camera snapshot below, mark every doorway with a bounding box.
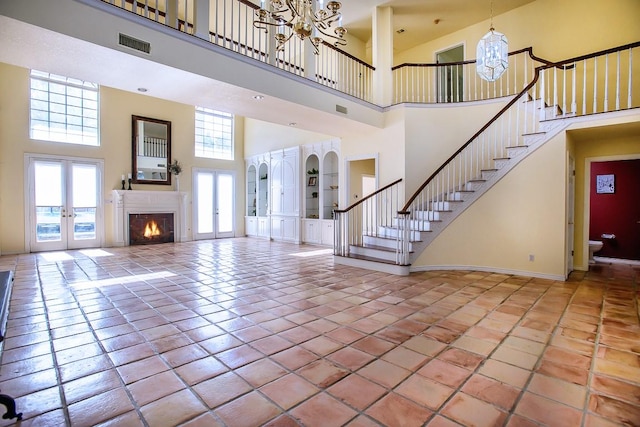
[436,44,464,103]
[193,169,235,240]
[588,158,640,261]
[26,155,103,252]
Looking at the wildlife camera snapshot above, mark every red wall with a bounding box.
[590,159,640,260]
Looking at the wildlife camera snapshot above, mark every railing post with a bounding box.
[193,0,210,40]
[166,0,178,30]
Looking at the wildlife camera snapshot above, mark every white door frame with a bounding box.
[24,153,104,253]
[192,167,236,240]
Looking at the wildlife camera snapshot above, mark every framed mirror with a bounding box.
[132,115,172,185]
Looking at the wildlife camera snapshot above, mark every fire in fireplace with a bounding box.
[129,213,174,245]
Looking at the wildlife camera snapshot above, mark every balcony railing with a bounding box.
[98,0,375,102]
[392,47,551,104]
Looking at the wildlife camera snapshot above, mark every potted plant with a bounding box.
[168,159,182,190]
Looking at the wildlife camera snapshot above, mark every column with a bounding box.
[372,6,393,106]
[193,0,211,40]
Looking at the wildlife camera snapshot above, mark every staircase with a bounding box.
[334,41,640,275]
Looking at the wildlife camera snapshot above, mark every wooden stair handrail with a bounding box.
[399,41,639,215]
[334,178,402,214]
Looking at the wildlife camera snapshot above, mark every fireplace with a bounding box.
[129,213,175,245]
[113,190,187,246]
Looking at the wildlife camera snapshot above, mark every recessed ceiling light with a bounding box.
[288,122,297,126]
[396,28,405,34]
[253,95,264,100]
[137,87,148,92]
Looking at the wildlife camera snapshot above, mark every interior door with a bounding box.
[29,157,102,252]
[194,169,235,240]
[567,156,575,275]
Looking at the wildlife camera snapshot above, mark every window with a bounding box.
[30,70,99,146]
[195,107,234,160]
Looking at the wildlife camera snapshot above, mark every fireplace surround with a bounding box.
[112,190,187,246]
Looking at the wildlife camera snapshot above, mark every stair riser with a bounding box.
[363,235,413,251]
[413,211,441,221]
[349,245,398,262]
[377,227,422,241]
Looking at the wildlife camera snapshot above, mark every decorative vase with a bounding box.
[174,175,180,191]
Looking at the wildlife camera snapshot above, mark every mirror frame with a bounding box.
[131,115,172,185]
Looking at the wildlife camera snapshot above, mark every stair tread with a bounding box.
[360,243,415,252]
[342,253,400,265]
[506,145,529,149]
[481,169,498,172]
[468,179,486,183]
[522,132,545,136]
[494,157,511,161]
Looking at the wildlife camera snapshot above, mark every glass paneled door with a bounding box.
[28,156,102,252]
[193,169,235,240]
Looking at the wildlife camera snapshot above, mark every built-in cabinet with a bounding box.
[245,140,339,246]
[270,147,300,243]
[245,154,271,238]
[301,140,340,245]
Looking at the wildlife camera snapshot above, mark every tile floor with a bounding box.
[0,238,638,427]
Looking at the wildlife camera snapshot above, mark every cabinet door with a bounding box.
[321,220,334,246]
[281,152,298,215]
[303,219,319,243]
[270,157,284,215]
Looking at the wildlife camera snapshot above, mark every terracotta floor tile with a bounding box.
[175,356,228,386]
[141,389,207,427]
[402,335,447,356]
[271,346,319,370]
[491,345,540,370]
[298,359,349,388]
[351,336,395,356]
[216,344,264,369]
[418,359,472,388]
[260,373,319,409]
[479,359,531,389]
[537,359,589,386]
[0,368,58,398]
[527,373,587,409]
[396,374,455,410]
[442,393,508,426]
[328,374,386,410]
[290,392,357,426]
[588,394,640,425]
[461,374,520,410]
[382,346,429,370]
[63,369,122,404]
[215,391,281,427]
[358,359,411,389]
[594,358,640,383]
[366,392,433,427]
[591,374,640,406]
[193,371,252,408]
[437,347,484,370]
[300,335,343,356]
[327,346,375,371]
[116,355,169,384]
[515,392,583,426]
[127,370,186,406]
[236,358,287,387]
[67,387,135,427]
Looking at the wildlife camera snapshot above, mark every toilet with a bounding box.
[588,240,603,264]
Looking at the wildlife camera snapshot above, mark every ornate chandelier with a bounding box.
[254,0,347,54]
[476,1,508,82]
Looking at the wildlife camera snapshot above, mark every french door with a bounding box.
[27,155,103,252]
[193,169,235,240]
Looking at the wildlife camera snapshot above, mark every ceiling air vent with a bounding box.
[118,33,151,54]
[335,105,348,115]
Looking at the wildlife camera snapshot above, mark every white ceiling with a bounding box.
[0,0,535,136]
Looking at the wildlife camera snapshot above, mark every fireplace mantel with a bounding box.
[112,190,188,246]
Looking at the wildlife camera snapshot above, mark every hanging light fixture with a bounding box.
[254,0,347,55]
[476,0,508,82]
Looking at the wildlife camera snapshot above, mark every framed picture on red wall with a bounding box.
[596,174,615,194]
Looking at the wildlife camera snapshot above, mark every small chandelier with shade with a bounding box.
[476,1,508,82]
